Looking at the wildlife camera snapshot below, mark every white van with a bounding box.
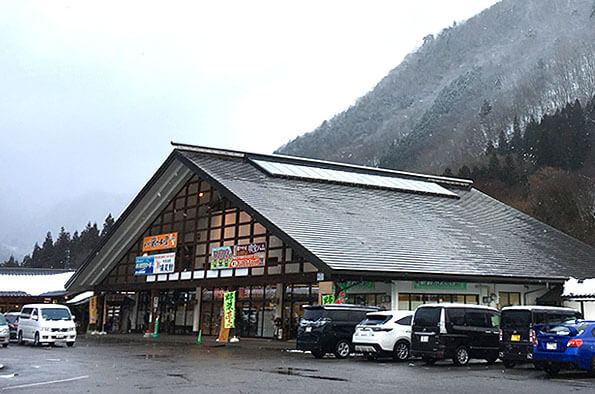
[17,304,76,347]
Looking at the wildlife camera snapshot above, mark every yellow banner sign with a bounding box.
[142,232,178,252]
[89,296,97,324]
[223,291,236,329]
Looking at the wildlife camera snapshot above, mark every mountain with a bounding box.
[276,0,595,173]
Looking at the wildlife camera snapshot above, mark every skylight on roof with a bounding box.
[250,159,458,198]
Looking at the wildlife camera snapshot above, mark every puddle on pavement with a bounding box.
[136,354,171,359]
[270,367,348,382]
[167,373,191,382]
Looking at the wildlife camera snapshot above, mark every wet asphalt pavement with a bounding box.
[0,336,594,393]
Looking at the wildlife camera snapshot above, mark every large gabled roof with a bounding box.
[67,144,595,291]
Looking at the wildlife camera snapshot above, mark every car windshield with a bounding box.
[361,314,392,325]
[302,309,324,321]
[0,314,6,325]
[501,310,531,329]
[41,308,71,321]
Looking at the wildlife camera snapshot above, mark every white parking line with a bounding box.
[2,375,89,390]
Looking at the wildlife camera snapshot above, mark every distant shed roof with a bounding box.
[563,277,595,299]
[0,268,75,297]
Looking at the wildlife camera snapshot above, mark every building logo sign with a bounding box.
[210,242,266,270]
[135,252,176,276]
[142,232,178,252]
[413,281,467,290]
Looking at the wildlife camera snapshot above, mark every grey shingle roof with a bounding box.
[177,148,595,282]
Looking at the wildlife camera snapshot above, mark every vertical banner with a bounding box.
[223,291,236,329]
[89,296,97,324]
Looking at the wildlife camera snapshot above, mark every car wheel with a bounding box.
[544,367,559,377]
[67,342,75,348]
[393,340,410,361]
[422,357,436,365]
[1,343,7,348]
[311,350,324,359]
[589,356,595,377]
[17,331,24,345]
[503,360,515,368]
[33,332,40,347]
[334,340,351,359]
[453,346,470,366]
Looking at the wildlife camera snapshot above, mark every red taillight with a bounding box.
[529,329,537,345]
[499,329,502,342]
[567,338,583,348]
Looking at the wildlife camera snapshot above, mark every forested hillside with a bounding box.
[276,0,595,173]
[444,98,594,246]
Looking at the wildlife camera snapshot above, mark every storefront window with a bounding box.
[499,292,520,307]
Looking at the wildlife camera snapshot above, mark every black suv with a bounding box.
[499,306,582,368]
[296,304,379,359]
[411,304,500,366]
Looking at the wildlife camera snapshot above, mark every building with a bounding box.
[66,144,595,338]
[562,277,595,319]
[0,268,75,312]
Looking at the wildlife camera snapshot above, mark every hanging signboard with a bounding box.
[210,242,266,270]
[134,252,176,276]
[142,232,178,252]
[89,296,97,324]
[223,291,236,329]
[322,294,335,305]
[412,281,467,290]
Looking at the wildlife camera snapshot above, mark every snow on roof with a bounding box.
[0,270,75,297]
[563,277,595,298]
[66,291,94,305]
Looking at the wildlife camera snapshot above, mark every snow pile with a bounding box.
[563,277,595,298]
[0,271,75,296]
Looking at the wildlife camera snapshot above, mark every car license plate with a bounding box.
[56,335,65,339]
[546,342,557,350]
[305,327,312,332]
[420,336,429,343]
[511,334,520,342]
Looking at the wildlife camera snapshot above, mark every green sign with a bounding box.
[412,281,467,290]
[322,294,335,305]
[223,291,236,328]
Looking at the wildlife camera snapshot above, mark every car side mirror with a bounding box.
[72,316,76,321]
[32,316,38,321]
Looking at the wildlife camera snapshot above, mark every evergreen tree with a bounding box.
[487,154,502,179]
[39,231,55,268]
[457,165,472,179]
[54,227,71,269]
[503,155,518,185]
[1,256,19,267]
[497,130,509,153]
[442,168,453,177]
[101,214,115,238]
[510,116,522,153]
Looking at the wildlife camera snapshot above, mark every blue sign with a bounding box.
[135,256,155,275]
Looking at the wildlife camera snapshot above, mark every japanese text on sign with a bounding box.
[223,291,236,329]
[142,233,178,252]
[134,252,176,275]
[210,242,266,269]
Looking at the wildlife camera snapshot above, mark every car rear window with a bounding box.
[501,310,531,329]
[543,323,592,336]
[414,307,441,327]
[302,309,324,321]
[5,314,18,324]
[361,314,392,325]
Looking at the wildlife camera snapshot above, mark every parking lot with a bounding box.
[0,336,593,393]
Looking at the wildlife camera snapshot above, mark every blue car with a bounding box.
[533,320,595,376]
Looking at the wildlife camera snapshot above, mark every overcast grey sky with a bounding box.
[0,0,498,255]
